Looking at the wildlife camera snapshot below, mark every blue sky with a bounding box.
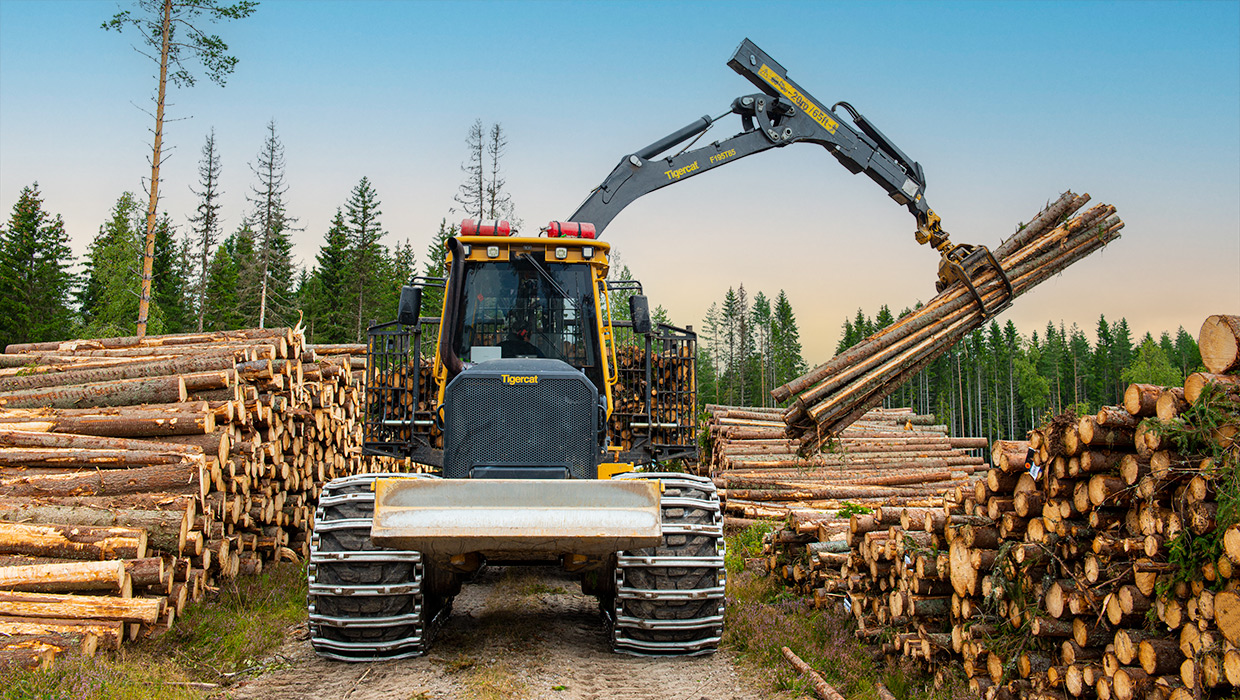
[1,0,1237,361]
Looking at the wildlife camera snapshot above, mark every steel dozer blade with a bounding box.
[936,242,1013,319]
[370,478,663,560]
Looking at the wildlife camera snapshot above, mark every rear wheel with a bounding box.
[308,473,455,661]
[609,472,725,655]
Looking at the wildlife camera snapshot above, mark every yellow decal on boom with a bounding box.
[709,148,737,165]
[758,64,838,134]
[502,374,539,386]
[664,161,700,180]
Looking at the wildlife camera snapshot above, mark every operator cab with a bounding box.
[449,254,604,392]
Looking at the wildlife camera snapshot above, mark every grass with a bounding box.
[722,524,972,700]
[0,562,309,700]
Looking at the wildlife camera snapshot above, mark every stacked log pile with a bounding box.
[0,328,377,669]
[775,191,1124,456]
[610,343,696,453]
[764,315,1240,700]
[705,404,988,522]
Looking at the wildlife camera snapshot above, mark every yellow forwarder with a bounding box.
[307,39,1011,662]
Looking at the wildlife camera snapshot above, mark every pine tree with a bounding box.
[187,128,223,331]
[485,123,519,227]
[454,120,519,231]
[231,221,261,324]
[749,292,772,406]
[0,183,77,347]
[454,119,485,220]
[103,0,256,336]
[248,120,297,329]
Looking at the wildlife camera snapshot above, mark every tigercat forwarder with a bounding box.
[306,38,1011,661]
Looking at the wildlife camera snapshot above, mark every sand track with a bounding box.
[227,565,767,700]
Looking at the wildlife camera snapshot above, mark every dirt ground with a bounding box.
[226,565,772,700]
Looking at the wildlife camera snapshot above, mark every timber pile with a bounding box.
[610,343,696,453]
[705,404,988,523]
[0,328,377,669]
[766,315,1240,700]
[775,191,1124,456]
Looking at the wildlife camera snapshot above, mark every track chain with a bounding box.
[308,473,451,661]
[610,472,726,656]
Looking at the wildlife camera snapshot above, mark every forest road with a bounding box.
[226,565,770,700]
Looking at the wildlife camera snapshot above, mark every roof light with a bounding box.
[554,247,568,260]
[461,219,512,236]
[545,221,596,239]
[487,246,500,259]
[582,246,594,259]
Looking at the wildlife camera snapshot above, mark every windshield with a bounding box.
[450,257,600,377]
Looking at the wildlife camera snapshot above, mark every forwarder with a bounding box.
[307,38,1011,661]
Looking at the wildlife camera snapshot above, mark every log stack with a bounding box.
[0,328,383,669]
[775,191,1124,456]
[705,404,988,523]
[610,343,696,453]
[763,315,1240,700]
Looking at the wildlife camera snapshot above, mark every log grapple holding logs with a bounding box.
[775,191,1123,456]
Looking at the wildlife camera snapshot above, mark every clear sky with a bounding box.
[1,0,1237,362]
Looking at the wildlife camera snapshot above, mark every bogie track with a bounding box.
[609,472,726,656]
[308,473,455,661]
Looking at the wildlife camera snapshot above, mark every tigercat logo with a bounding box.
[501,374,539,386]
[664,161,699,180]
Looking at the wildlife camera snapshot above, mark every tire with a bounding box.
[307,473,451,661]
[610,472,726,656]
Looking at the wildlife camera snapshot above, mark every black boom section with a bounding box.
[442,358,600,480]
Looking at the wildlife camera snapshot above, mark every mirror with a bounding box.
[628,294,652,335]
[397,286,422,326]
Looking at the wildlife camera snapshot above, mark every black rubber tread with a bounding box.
[612,473,725,655]
[309,473,441,660]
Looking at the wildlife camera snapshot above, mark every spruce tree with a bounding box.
[248,120,297,329]
[202,235,244,330]
[344,177,387,341]
[771,290,805,394]
[81,192,164,336]
[308,209,352,343]
[421,219,457,318]
[187,129,223,331]
[0,184,77,347]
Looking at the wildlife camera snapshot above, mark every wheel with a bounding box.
[609,472,725,656]
[307,473,453,661]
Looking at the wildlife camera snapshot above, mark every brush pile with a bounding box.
[775,191,1124,456]
[0,327,378,669]
[764,316,1240,699]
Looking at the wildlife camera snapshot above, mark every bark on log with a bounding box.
[0,560,126,593]
[0,375,187,409]
[0,459,204,498]
[0,521,146,560]
[0,591,161,624]
[780,646,846,700]
[0,354,235,392]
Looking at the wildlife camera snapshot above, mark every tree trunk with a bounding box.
[0,522,147,560]
[0,560,127,594]
[1199,314,1240,374]
[0,591,161,624]
[0,375,187,409]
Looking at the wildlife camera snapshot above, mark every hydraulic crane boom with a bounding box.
[569,39,1011,315]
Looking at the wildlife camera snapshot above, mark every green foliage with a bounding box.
[836,501,873,518]
[699,283,807,409]
[102,0,258,89]
[1121,337,1183,387]
[80,192,164,337]
[0,183,78,347]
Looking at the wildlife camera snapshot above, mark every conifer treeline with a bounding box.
[696,284,808,409]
